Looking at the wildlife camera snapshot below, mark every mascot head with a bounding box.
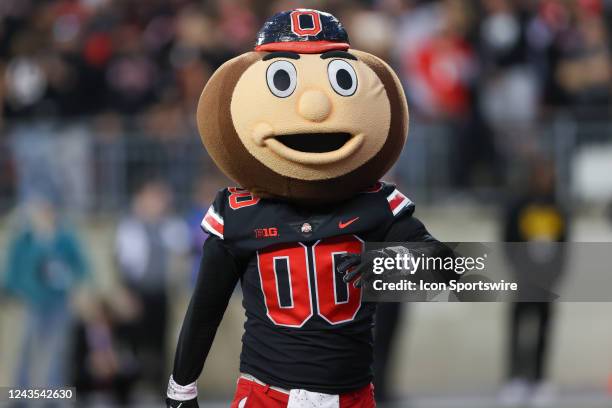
[197,9,408,203]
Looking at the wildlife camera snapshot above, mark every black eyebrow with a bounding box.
[262,52,300,61]
[320,51,357,60]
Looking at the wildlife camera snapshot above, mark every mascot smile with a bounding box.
[166,9,451,408]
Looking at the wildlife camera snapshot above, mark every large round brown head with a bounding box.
[197,9,408,204]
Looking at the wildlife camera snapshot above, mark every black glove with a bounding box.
[336,247,413,288]
[166,397,199,408]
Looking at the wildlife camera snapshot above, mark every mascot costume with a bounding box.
[166,9,448,408]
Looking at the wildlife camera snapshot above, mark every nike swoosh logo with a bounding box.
[339,217,359,229]
[177,404,183,408]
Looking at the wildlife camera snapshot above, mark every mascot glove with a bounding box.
[166,375,199,408]
[336,246,415,288]
[166,397,198,408]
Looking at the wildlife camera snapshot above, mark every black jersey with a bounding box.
[199,182,415,393]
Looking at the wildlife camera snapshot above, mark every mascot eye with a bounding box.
[327,59,357,96]
[266,60,297,98]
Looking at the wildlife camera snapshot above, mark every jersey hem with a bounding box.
[239,364,373,395]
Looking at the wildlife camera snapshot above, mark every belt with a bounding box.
[239,373,291,395]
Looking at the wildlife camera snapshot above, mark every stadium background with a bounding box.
[1,0,612,406]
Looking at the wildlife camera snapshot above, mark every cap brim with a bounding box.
[255,41,350,54]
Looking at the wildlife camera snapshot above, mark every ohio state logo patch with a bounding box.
[290,10,322,36]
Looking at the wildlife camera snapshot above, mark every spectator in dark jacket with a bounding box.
[499,159,569,407]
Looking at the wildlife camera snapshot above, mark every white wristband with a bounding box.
[167,375,198,401]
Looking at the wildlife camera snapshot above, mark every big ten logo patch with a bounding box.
[255,227,279,239]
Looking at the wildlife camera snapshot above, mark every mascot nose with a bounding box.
[298,90,332,122]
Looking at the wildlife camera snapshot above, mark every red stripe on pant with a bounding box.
[230,377,376,408]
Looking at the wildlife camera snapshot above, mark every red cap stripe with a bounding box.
[255,41,349,54]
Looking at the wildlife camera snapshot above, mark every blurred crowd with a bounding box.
[0,0,610,120]
[3,180,204,405]
[0,0,611,210]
